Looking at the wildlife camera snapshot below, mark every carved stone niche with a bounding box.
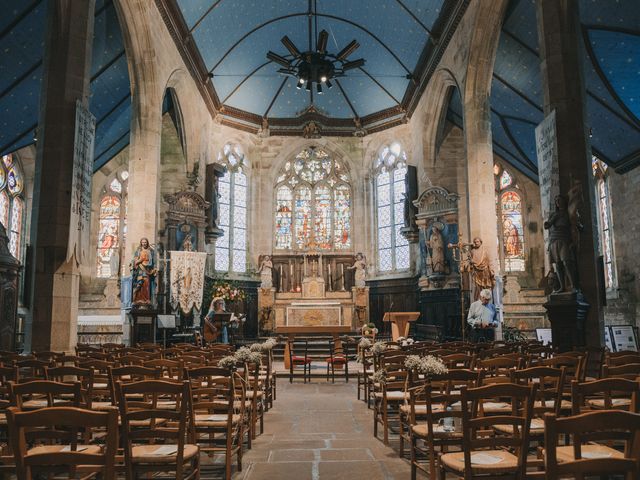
[162,190,209,253]
[413,186,460,290]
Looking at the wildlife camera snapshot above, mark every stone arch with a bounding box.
[419,68,462,171]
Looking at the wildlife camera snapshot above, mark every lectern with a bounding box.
[383,312,420,341]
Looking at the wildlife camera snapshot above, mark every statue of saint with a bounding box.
[544,194,579,293]
[428,223,447,274]
[180,233,194,252]
[348,252,367,287]
[461,237,495,301]
[258,255,274,289]
[130,237,157,307]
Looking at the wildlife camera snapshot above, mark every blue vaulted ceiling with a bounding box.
[448,0,640,180]
[0,0,132,171]
[1,0,639,179]
[175,0,449,121]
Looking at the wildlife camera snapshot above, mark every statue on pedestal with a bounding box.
[348,252,367,287]
[131,237,157,307]
[427,222,447,274]
[258,255,274,289]
[544,194,580,293]
[461,237,495,301]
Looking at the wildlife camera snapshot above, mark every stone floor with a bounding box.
[232,379,413,480]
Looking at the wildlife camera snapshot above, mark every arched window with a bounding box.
[215,143,248,273]
[592,156,617,291]
[0,154,25,260]
[494,163,525,272]
[96,170,128,278]
[374,142,409,272]
[274,146,351,251]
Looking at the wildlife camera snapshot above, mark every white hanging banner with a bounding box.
[67,100,95,265]
[535,110,559,272]
[170,251,207,314]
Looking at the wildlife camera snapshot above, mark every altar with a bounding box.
[258,253,369,333]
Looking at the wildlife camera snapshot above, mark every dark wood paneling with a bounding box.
[367,277,419,334]
[418,288,462,339]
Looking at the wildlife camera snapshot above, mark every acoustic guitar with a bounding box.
[203,315,222,343]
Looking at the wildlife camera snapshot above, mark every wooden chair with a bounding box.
[116,379,199,480]
[373,369,409,445]
[108,365,160,405]
[185,367,243,480]
[410,369,480,479]
[439,383,536,480]
[7,406,118,480]
[544,410,640,479]
[357,349,374,404]
[15,359,51,383]
[288,339,312,383]
[325,338,349,383]
[78,359,114,411]
[9,380,82,411]
[603,363,640,380]
[441,353,476,369]
[571,377,640,414]
[45,365,95,408]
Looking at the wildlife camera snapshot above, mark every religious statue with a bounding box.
[130,237,157,307]
[302,121,321,139]
[258,255,274,289]
[348,252,367,288]
[427,222,447,274]
[180,233,194,252]
[460,237,495,301]
[544,194,579,293]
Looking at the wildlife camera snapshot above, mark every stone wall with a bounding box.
[603,167,640,326]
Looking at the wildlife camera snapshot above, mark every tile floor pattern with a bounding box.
[232,379,413,480]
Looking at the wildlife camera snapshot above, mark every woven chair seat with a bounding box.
[131,444,198,464]
[440,450,519,474]
[28,445,102,457]
[412,423,462,439]
[553,444,624,462]
[493,418,545,435]
[194,414,241,427]
[586,398,631,409]
[373,391,409,401]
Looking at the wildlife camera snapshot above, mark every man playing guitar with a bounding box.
[203,297,227,344]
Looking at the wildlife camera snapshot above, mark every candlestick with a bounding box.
[340,263,345,291]
[279,264,283,292]
[289,261,294,292]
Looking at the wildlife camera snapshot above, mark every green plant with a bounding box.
[503,326,527,343]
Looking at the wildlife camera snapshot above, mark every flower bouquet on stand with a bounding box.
[361,322,378,340]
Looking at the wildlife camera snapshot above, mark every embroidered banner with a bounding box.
[67,100,95,265]
[169,251,207,314]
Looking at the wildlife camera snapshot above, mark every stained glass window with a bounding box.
[592,156,617,291]
[494,164,525,272]
[375,143,410,272]
[274,147,351,250]
[0,154,25,262]
[96,169,128,278]
[215,143,248,273]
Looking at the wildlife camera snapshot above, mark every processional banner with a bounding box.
[170,251,207,314]
[67,100,95,265]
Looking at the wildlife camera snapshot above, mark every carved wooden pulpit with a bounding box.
[383,312,420,341]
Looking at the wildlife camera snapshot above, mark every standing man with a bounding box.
[467,289,498,342]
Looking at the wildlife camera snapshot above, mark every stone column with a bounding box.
[28,0,96,352]
[536,0,604,349]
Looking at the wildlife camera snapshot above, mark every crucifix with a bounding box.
[447,233,469,342]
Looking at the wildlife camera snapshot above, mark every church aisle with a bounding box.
[234,380,413,480]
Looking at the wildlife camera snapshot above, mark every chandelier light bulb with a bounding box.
[299,78,305,84]
[320,75,327,83]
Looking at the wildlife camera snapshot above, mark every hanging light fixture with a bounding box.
[265,1,365,94]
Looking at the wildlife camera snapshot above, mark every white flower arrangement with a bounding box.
[217,355,237,369]
[358,337,372,349]
[419,355,448,376]
[371,341,387,355]
[263,338,278,350]
[404,354,424,371]
[249,343,263,352]
[372,368,387,385]
[397,337,415,347]
[234,346,262,365]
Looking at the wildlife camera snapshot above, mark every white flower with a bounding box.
[358,337,372,349]
[372,368,387,385]
[419,355,448,376]
[371,341,387,355]
[404,355,424,371]
[217,355,237,369]
[249,343,263,352]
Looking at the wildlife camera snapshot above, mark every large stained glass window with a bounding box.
[494,164,525,272]
[96,170,128,278]
[0,154,25,260]
[215,143,248,273]
[274,147,351,250]
[374,143,410,272]
[592,157,617,291]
